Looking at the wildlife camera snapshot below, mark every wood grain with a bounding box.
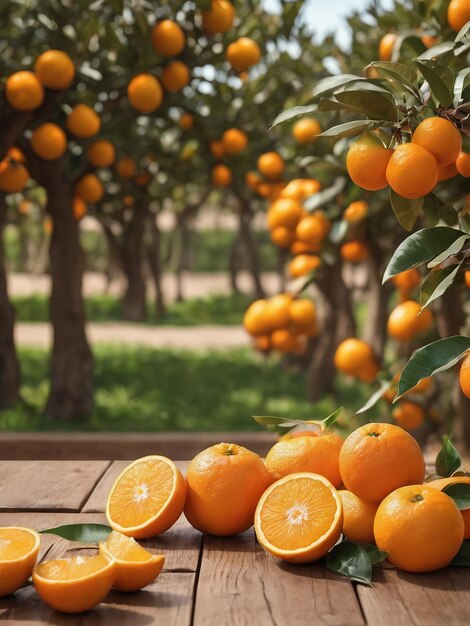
[193,530,365,626]
[0,460,110,511]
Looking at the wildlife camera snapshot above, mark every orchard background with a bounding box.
[0,0,469,448]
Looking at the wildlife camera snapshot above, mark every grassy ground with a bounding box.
[0,346,371,433]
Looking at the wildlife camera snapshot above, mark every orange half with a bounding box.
[0,527,40,597]
[106,455,187,538]
[254,472,343,563]
[99,530,165,591]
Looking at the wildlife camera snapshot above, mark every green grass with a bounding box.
[0,346,371,433]
[12,293,252,325]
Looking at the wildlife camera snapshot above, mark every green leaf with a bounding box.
[304,177,346,211]
[271,104,318,129]
[436,437,462,477]
[312,74,365,99]
[333,90,397,121]
[253,416,306,428]
[427,235,469,268]
[369,61,422,100]
[40,524,112,543]
[420,263,462,308]
[322,407,343,429]
[317,120,387,140]
[453,68,470,106]
[417,42,456,60]
[326,541,372,585]
[356,379,392,415]
[358,542,388,565]
[382,227,469,283]
[414,60,453,107]
[443,484,470,510]
[451,540,470,567]
[390,190,422,231]
[397,337,470,400]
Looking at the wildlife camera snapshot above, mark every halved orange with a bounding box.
[106,455,186,539]
[0,527,40,597]
[99,530,165,591]
[32,553,115,613]
[254,473,343,563]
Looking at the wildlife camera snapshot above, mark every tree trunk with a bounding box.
[228,234,241,295]
[0,196,21,408]
[238,209,265,299]
[146,213,166,319]
[101,223,124,292]
[43,172,94,421]
[121,205,147,322]
[175,218,190,302]
[363,244,391,361]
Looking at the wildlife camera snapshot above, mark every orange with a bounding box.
[152,20,185,56]
[271,226,295,248]
[295,212,330,247]
[254,472,343,563]
[66,104,101,138]
[339,490,379,543]
[466,270,470,287]
[116,156,136,179]
[265,433,343,487]
[334,338,379,383]
[99,530,165,592]
[226,37,261,71]
[448,0,470,31]
[387,143,438,199]
[347,133,393,191]
[267,197,303,230]
[387,300,433,342]
[270,328,304,353]
[343,200,368,223]
[437,161,459,181]
[292,118,321,144]
[412,117,462,167]
[202,0,236,34]
[339,422,425,502]
[243,299,273,336]
[124,195,134,207]
[340,241,369,262]
[73,197,87,221]
[32,553,115,613]
[0,160,30,193]
[136,171,151,186]
[281,178,320,200]
[288,254,321,277]
[391,268,420,291]
[35,49,75,90]
[290,240,318,255]
[460,352,470,399]
[421,34,438,48]
[392,401,425,431]
[289,298,317,332]
[86,139,115,168]
[5,71,44,111]
[161,60,190,92]
[31,123,67,160]
[257,151,284,180]
[8,147,25,163]
[221,128,248,154]
[128,74,163,112]
[254,335,271,353]
[74,173,104,204]
[212,163,232,186]
[427,476,470,538]
[379,33,398,60]
[0,527,40,597]
[245,171,261,190]
[184,443,271,536]
[210,140,224,159]
[266,293,292,330]
[180,113,194,131]
[374,485,464,572]
[456,151,470,177]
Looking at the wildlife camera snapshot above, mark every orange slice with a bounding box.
[32,553,115,613]
[106,455,186,538]
[0,527,40,597]
[254,472,343,563]
[99,530,165,591]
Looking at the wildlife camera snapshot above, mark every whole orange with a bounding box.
[334,338,379,383]
[226,37,261,71]
[128,74,163,113]
[35,49,75,90]
[161,61,190,93]
[460,352,470,399]
[391,268,420,291]
[184,443,271,536]
[212,163,232,187]
[412,117,462,167]
[292,118,321,144]
[387,300,433,342]
[392,401,425,431]
[66,104,101,138]
[74,174,103,204]
[31,123,67,160]
[288,254,321,277]
[222,128,248,154]
[289,298,316,332]
[340,241,369,262]
[343,200,368,223]
[116,156,136,179]
[339,490,379,543]
[386,143,438,199]
[295,212,330,247]
[379,33,398,61]
[346,133,393,191]
[267,197,303,230]
[152,20,185,57]
[86,140,116,168]
[258,151,285,181]
[448,0,470,32]
[266,293,292,331]
[456,151,470,177]
[202,0,236,35]
[210,140,224,159]
[427,476,470,538]
[243,299,272,336]
[271,226,295,248]
[6,71,44,111]
[281,178,320,200]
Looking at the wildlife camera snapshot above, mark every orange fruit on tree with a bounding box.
[221,128,248,154]
[374,484,464,572]
[243,299,272,336]
[212,163,232,186]
[73,197,87,221]
[437,161,459,181]
[5,71,44,111]
[245,170,261,190]
[86,139,116,168]
[152,20,185,56]
[184,443,271,536]
[106,455,186,539]
[270,226,295,248]
[392,401,425,431]
[339,422,426,502]
[74,173,104,204]
[0,159,30,193]
[66,104,101,138]
[346,133,393,191]
[0,527,40,597]
[266,293,293,330]
[257,151,284,180]
[202,0,236,34]
[161,60,190,92]
[292,118,321,144]
[35,49,75,90]
[456,151,470,177]
[421,34,438,48]
[31,123,67,160]
[180,112,194,131]
[254,472,343,563]
[448,0,470,31]
[265,434,343,487]
[466,270,470,287]
[210,140,224,159]
[281,178,320,200]
[32,553,115,613]
[290,240,318,255]
[412,117,462,167]
[226,37,261,71]
[295,212,330,247]
[391,268,420,291]
[334,338,379,383]
[379,33,398,60]
[387,299,433,342]
[99,530,165,592]
[288,254,321,278]
[343,200,368,223]
[270,328,304,353]
[339,490,379,543]
[254,335,271,353]
[116,156,136,179]
[386,143,438,199]
[128,74,163,113]
[427,476,470,538]
[289,298,317,332]
[460,352,470,399]
[267,197,303,230]
[340,240,369,262]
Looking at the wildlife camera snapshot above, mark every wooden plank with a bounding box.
[193,530,365,626]
[0,461,110,512]
[357,566,470,625]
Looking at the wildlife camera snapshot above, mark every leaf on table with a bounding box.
[326,541,373,585]
[442,483,470,510]
[40,524,112,543]
[436,437,462,477]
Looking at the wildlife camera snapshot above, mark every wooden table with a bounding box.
[1,460,469,625]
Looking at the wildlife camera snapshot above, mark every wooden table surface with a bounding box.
[1,460,469,625]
